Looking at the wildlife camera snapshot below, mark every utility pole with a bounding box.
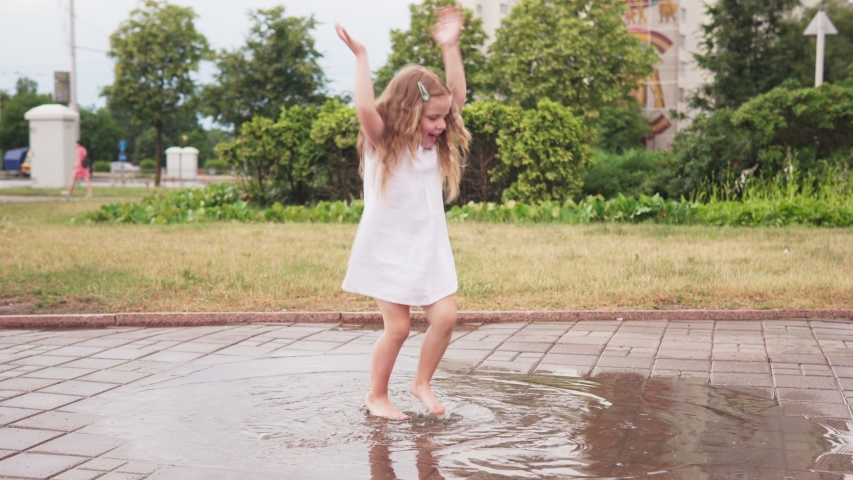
[804,9,838,87]
[69,0,78,112]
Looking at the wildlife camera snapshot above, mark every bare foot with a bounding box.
[410,382,445,415]
[365,392,409,421]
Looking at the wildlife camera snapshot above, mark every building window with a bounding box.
[680,34,686,48]
[679,88,685,102]
[477,4,482,14]
[680,8,687,22]
[679,61,686,75]
[500,3,508,14]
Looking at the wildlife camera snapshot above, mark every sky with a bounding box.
[0,0,411,110]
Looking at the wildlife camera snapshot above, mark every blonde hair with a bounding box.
[357,65,470,202]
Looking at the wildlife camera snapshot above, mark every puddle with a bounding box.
[75,354,853,478]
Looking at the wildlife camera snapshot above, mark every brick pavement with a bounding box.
[0,319,852,478]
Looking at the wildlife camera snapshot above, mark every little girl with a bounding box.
[336,6,471,420]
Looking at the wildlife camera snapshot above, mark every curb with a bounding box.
[0,309,851,329]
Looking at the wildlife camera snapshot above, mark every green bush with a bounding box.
[92,161,111,173]
[582,149,669,199]
[204,159,227,171]
[594,103,651,153]
[139,159,156,170]
[459,101,522,204]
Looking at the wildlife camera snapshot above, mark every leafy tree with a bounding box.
[79,106,125,163]
[216,105,318,206]
[494,100,594,203]
[0,78,52,151]
[459,101,522,204]
[203,6,326,131]
[102,0,210,186]
[691,0,798,110]
[374,0,489,98]
[487,0,657,116]
[594,103,651,153]
[309,99,361,201]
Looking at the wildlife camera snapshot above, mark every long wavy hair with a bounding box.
[357,65,470,202]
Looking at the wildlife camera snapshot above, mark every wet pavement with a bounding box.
[1,319,853,478]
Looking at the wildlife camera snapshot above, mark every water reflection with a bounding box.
[73,355,853,478]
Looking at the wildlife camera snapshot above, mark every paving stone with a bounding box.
[0,427,63,450]
[0,392,82,410]
[779,401,851,419]
[776,388,845,404]
[92,348,157,361]
[60,358,128,370]
[33,433,124,457]
[98,473,145,480]
[773,375,837,389]
[39,380,118,397]
[47,347,108,358]
[274,342,340,353]
[77,370,148,385]
[0,406,40,426]
[0,377,61,392]
[166,342,227,354]
[712,373,773,387]
[656,349,711,360]
[477,361,535,373]
[12,411,102,432]
[496,342,552,353]
[24,367,96,381]
[713,361,769,373]
[595,356,654,369]
[447,340,502,350]
[827,356,853,367]
[9,356,73,367]
[0,449,14,460]
[53,468,106,480]
[768,354,827,365]
[539,353,597,366]
[0,452,88,478]
[78,457,128,471]
[653,359,710,371]
[712,352,769,362]
[116,461,160,475]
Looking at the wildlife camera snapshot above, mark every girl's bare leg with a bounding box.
[84,177,93,197]
[66,178,77,196]
[411,295,457,415]
[366,299,411,420]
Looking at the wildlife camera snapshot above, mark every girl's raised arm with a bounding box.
[431,6,466,111]
[336,24,384,148]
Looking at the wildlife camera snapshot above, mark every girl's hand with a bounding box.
[430,5,464,49]
[336,23,366,57]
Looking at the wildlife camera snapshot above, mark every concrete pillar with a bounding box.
[24,104,80,188]
[166,146,198,180]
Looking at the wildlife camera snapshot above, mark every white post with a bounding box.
[816,15,825,87]
[805,9,838,88]
[69,0,78,112]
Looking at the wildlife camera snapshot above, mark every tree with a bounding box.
[203,6,326,131]
[459,101,523,204]
[374,0,489,98]
[493,100,594,203]
[594,102,651,153]
[79,106,125,163]
[487,0,657,116]
[309,99,361,201]
[0,78,52,151]
[691,0,798,110]
[102,0,209,186]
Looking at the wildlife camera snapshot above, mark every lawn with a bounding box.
[0,185,158,198]
[1,201,852,314]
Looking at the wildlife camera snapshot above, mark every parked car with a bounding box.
[3,147,30,176]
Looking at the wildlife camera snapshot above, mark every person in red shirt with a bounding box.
[64,140,93,198]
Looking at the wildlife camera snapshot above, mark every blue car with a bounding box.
[3,147,30,176]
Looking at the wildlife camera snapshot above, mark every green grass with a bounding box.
[0,186,158,198]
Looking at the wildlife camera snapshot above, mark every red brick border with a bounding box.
[0,309,850,329]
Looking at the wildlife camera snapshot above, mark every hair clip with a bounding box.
[417,81,430,102]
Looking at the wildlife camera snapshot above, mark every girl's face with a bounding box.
[419,96,452,149]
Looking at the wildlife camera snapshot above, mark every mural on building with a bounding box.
[624,0,679,148]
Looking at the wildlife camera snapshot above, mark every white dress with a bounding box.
[342,145,458,306]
